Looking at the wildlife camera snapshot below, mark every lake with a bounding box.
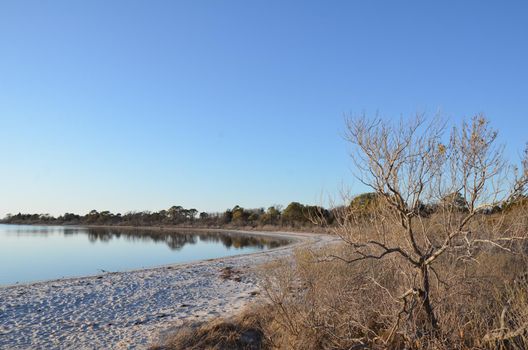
[0,224,289,286]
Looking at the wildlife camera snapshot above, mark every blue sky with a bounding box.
[1,1,527,217]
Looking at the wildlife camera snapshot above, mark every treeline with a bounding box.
[5,191,525,228]
[1,202,335,228]
[348,191,528,215]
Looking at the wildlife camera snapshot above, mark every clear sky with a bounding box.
[1,1,527,217]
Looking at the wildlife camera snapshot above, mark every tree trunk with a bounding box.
[420,264,439,333]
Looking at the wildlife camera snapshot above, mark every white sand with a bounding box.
[0,230,336,349]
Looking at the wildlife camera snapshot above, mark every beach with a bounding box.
[0,230,336,349]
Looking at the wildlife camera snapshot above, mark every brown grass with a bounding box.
[148,308,273,350]
[151,238,528,350]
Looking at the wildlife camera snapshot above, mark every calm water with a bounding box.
[0,224,289,286]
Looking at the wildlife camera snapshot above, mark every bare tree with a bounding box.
[331,114,528,340]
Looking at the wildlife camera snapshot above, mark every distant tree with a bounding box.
[248,212,260,224]
[440,191,469,212]
[502,194,528,212]
[223,209,233,224]
[167,206,183,223]
[350,192,379,210]
[282,202,307,226]
[232,205,249,225]
[187,208,198,223]
[85,210,100,223]
[61,212,80,223]
[260,206,281,225]
[305,205,333,225]
[158,209,168,220]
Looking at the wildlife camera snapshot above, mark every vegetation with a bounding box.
[149,308,271,350]
[155,243,528,350]
[152,114,528,349]
[1,203,333,229]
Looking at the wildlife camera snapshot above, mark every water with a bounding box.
[0,224,289,286]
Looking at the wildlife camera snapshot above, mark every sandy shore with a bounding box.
[0,230,336,349]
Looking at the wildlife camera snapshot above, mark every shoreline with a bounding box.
[0,229,337,349]
[0,222,330,234]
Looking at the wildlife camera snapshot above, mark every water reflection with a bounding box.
[3,225,289,251]
[84,228,288,250]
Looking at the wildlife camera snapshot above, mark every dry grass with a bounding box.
[148,308,273,350]
[151,239,528,350]
[259,243,528,350]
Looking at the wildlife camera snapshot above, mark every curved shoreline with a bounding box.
[0,230,337,349]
